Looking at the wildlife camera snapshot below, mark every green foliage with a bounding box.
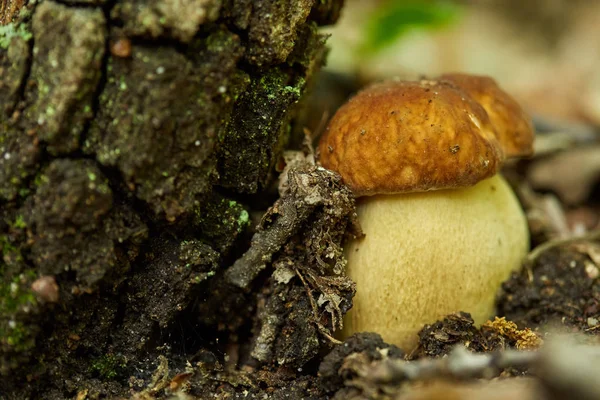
[362,0,462,54]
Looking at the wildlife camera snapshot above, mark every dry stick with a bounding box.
[295,267,342,345]
[524,228,600,268]
[362,343,596,381]
[350,340,600,399]
[295,267,320,320]
[224,190,314,289]
[305,269,344,331]
[225,165,340,289]
[363,346,537,384]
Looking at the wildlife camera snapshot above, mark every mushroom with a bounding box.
[439,73,534,158]
[318,77,534,349]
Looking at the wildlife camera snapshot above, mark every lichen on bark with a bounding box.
[111,0,221,42]
[84,27,247,220]
[26,1,106,155]
[27,159,148,288]
[218,69,305,193]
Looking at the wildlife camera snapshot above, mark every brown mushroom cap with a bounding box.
[318,79,504,196]
[439,73,534,158]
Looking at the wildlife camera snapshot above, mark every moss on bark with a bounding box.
[0,0,345,397]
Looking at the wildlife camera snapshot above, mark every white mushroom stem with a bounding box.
[342,174,529,350]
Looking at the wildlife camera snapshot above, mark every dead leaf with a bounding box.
[527,146,600,205]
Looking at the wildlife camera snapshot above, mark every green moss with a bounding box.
[24,1,106,155]
[206,29,238,53]
[17,3,34,20]
[237,209,249,226]
[33,172,48,188]
[0,320,35,353]
[90,353,127,379]
[119,77,128,91]
[0,273,37,314]
[0,269,38,354]
[0,23,32,49]
[12,215,27,229]
[1,235,23,263]
[18,188,31,198]
[192,196,250,254]
[203,199,249,234]
[219,68,305,192]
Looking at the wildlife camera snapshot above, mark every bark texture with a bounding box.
[0,1,345,398]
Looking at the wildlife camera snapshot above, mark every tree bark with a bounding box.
[0,0,345,397]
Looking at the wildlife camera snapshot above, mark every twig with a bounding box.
[295,267,342,345]
[295,267,321,322]
[225,165,339,288]
[362,346,537,384]
[524,228,600,267]
[344,339,600,399]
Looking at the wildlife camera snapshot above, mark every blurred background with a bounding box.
[321,0,600,128]
[306,0,600,244]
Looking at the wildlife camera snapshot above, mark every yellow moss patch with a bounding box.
[484,316,543,350]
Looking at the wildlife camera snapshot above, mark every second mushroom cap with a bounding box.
[440,73,535,158]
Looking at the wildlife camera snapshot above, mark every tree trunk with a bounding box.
[0,1,346,397]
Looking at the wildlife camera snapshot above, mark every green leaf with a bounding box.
[362,0,462,54]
